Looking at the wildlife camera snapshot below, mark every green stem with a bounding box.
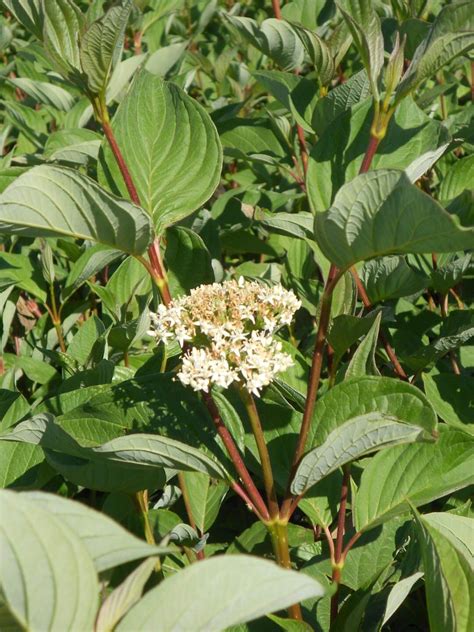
[330,464,351,625]
[134,491,162,573]
[267,520,303,620]
[237,386,279,519]
[49,282,66,353]
[178,472,205,560]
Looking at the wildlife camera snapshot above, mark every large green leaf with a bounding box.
[355,428,474,531]
[0,489,99,632]
[291,413,433,496]
[99,70,222,233]
[0,165,153,255]
[80,0,132,98]
[226,16,304,71]
[1,413,229,491]
[307,97,448,213]
[314,170,473,269]
[308,376,437,446]
[117,555,325,631]
[413,511,473,632]
[22,491,174,571]
[292,376,437,495]
[397,1,474,100]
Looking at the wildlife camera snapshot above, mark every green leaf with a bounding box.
[42,0,86,85]
[311,70,370,136]
[338,0,384,99]
[430,253,472,294]
[6,77,75,110]
[1,413,229,491]
[307,97,448,213]
[226,16,304,71]
[95,557,157,632]
[397,1,474,100]
[422,373,474,435]
[314,170,474,269]
[22,491,173,571]
[80,0,132,98]
[292,376,437,495]
[99,70,222,234]
[402,310,474,371]
[345,311,381,378]
[381,572,424,626]
[0,165,153,255]
[439,155,474,202]
[116,555,325,631]
[413,510,473,632]
[0,443,47,489]
[292,24,334,86]
[292,412,433,496]
[181,471,227,534]
[165,227,214,297]
[62,244,122,301]
[327,312,379,366]
[355,428,474,531]
[361,256,430,302]
[67,315,106,366]
[0,489,99,632]
[308,375,437,446]
[2,0,43,39]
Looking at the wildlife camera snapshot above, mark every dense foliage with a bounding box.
[0,1,473,630]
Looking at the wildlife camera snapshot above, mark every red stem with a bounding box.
[271,0,282,19]
[330,465,351,624]
[102,120,141,205]
[296,124,309,175]
[281,265,341,518]
[359,134,380,175]
[202,391,270,522]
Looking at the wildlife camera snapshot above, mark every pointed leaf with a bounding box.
[314,170,473,269]
[43,0,86,85]
[338,0,384,98]
[361,256,429,302]
[99,70,222,233]
[0,165,153,255]
[80,0,132,97]
[413,511,474,632]
[95,557,157,632]
[2,0,43,39]
[345,311,381,378]
[397,1,474,100]
[291,412,433,495]
[0,489,99,632]
[1,414,229,491]
[355,428,474,531]
[116,556,325,631]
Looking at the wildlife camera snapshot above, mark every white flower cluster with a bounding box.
[148,279,301,396]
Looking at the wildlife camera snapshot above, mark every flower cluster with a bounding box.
[148,279,301,396]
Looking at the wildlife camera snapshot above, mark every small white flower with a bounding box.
[149,279,300,396]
